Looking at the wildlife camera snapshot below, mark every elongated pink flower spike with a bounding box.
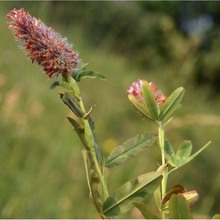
[7,8,79,78]
[127,80,167,105]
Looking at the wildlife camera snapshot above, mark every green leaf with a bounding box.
[213,214,220,219]
[60,92,84,118]
[84,120,95,148]
[164,140,177,167]
[169,141,211,174]
[82,150,102,212]
[71,60,88,79]
[169,194,192,219]
[142,81,159,120]
[128,94,151,119]
[159,87,185,122]
[186,141,211,164]
[102,171,162,217]
[133,202,160,219]
[153,186,161,210]
[176,141,192,167]
[76,70,106,82]
[105,133,157,168]
[60,77,80,99]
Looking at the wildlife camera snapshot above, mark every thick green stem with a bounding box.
[158,122,168,219]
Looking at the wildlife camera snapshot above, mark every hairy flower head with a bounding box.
[127,80,167,105]
[7,8,79,78]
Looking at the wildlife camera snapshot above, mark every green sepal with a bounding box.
[169,194,192,219]
[82,150,102,213]
[142,81,159,121]
[133,202,161,219]
[76,70,106,82]
[128,94,151,119]
[102,171,162,217]
[159,87,185,123]
[105,133,157,168]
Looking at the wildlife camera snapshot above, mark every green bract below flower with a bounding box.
[7,8,79,78]
[127,80,167,106]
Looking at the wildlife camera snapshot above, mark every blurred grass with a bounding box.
[1,2,220,218]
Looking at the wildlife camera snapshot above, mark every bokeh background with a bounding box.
[1,1,220,218]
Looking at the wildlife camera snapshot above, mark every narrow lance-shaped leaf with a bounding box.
[176,141,192,167]
[71,61,88,79]
[169,194,192,219]
[153,186,161,211]
[76,70,106,82]
[105,133,157,168]
[60,92,84,118]
[169,141,211,174]
[159,87,185,122]
[185,141,211,164]
[102,171,162,217]
[142,81,159,121]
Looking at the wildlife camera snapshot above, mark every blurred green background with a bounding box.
[1,2,220,218]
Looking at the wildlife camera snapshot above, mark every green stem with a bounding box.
[78,97,109,201]
[158,122,168,219]
[62,74,109,202]
[91,146,109,200]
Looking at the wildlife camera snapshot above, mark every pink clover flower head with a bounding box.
[7,8,79,78]
[127,79,145,103]
[128,80,167,105]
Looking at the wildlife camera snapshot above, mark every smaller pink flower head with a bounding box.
[127,80,167,105]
